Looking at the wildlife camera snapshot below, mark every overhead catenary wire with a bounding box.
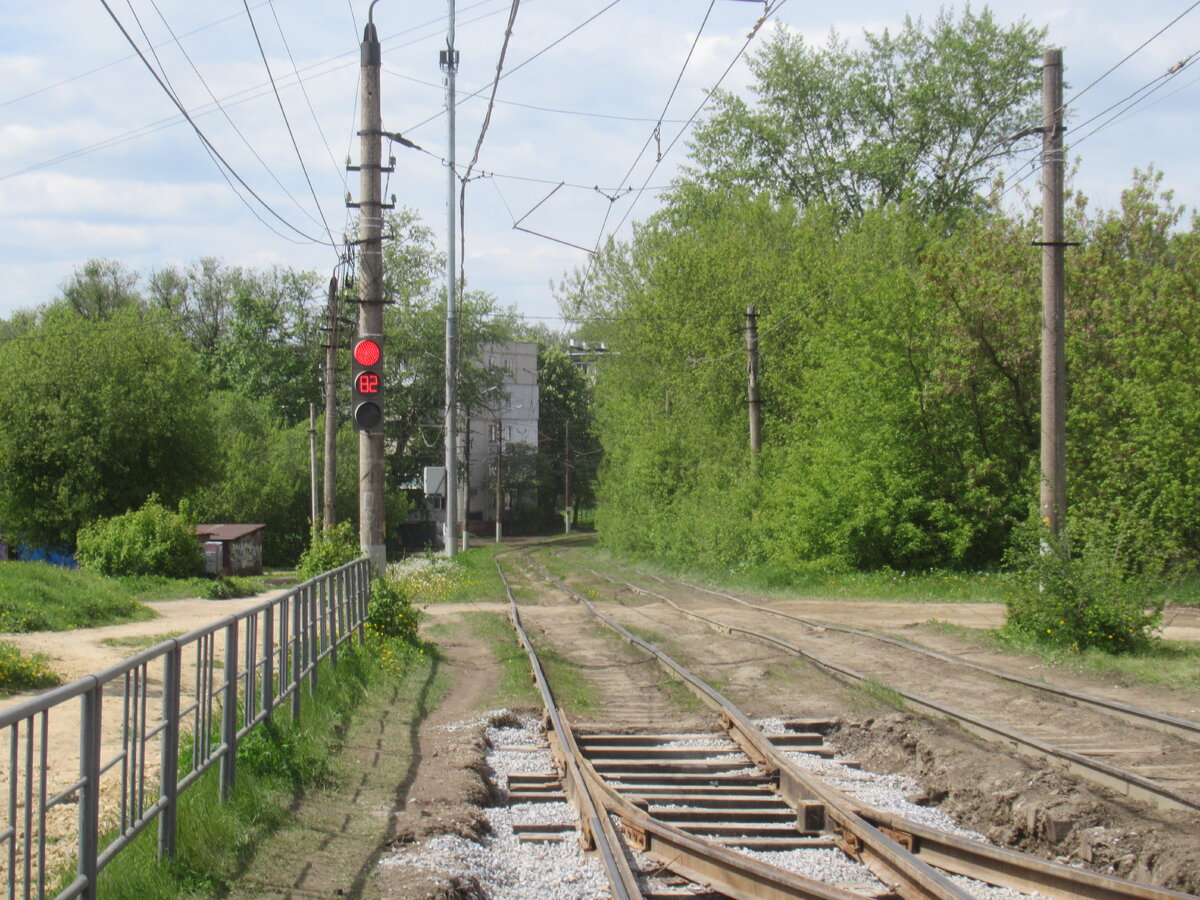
[459,0,522,289]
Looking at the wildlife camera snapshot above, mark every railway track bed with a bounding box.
[376,541,1199,898]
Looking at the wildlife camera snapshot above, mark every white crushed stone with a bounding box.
[754,717,791,734]
[735,846,885,889]
[782,750,987,839]
[379,713,610,899]
[656,737,738,750]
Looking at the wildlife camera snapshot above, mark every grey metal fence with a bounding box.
[1,558,372,900]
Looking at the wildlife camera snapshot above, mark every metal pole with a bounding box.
[443,0,459,557]
[564,419,571,534]
[1039,49,1067,538]
[494,419,503,543]
[358,15,387,572]
[322,275,339,529]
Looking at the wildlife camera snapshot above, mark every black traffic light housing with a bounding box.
[351,335,383,432]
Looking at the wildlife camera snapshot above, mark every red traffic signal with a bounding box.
[352,336,383,431]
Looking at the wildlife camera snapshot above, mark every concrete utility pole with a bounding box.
[322,274,339,529]
[357,11,386,572]
[745,303,762,459]
[309,403,319,536]
[1038,49,1067,538]
[442,0,459,557]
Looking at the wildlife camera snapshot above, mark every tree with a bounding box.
[0,305,216,546]
[58,259,141,321]
[532,343,600,528]
[683,8,1046,218]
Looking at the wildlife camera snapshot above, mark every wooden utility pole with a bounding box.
[357,15,386,572]
[1039,49,1067,537]
[322,274,339,529]
[746,303,762,459]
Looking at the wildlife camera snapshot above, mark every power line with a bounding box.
[141,0,331,231]
[2,1,513,184]
[1063,0,1200,109]
[460,0,522,288]
[382,66,688,124]
[241,0,339,252]
[96,0,335,245]
[267,0,346,185]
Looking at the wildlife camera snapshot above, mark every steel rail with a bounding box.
[495,552,642,900]
[512,557,983,900]
[592,566,1200,816]
[634,569,1200,744]
[497,551,918,900]
[567,567,1198,900]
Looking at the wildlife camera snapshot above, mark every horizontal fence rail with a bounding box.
[1,559,372,900]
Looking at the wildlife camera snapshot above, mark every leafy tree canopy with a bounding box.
[682,7,1046,218]
[0,305,216,546]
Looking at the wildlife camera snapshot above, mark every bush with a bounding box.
[367,577,420,641]
[296,522,361,582]
[76,497,203,578]
[1003,518,1164,653]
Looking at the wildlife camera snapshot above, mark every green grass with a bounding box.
[856,677,909,710]
[447,544,508,601]
[101,632,184,651]
[67,634,431,900]
[0,641,61,695]
[468,611,541,708]
[0,561,156,632]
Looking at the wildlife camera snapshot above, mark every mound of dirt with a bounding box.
[831,714,1200,895]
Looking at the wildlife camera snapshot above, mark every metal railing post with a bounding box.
[291,588,302,722]
[358,563,368,642]
[219,620,239,800]
[263,605,275,721]
[78,683,102,899]
[308,584,319,693]
[327,575,338,667]
[158,643,181,861]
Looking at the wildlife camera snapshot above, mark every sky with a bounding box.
[1,1,1198,325]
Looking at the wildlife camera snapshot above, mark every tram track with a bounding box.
[494,544,1198,900]
[553,554,1200,817]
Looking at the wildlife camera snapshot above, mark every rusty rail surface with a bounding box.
[592,565,1200,816]
[502,544,1196,900]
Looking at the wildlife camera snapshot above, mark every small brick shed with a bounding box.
[195,524,265,577]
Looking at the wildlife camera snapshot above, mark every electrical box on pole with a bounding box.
[351,335,384,432]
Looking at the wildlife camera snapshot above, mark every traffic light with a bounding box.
[351,335,383,432]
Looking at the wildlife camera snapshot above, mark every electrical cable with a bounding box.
[115,0,314,244]
[460,0,522,289]
[96,0,335,245]
[400,0,626,135]
[2,1,512,184]
[1063,0,1200,110]
[268,0,347,184]
[241,0,340,253]
[142,0,331,231]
